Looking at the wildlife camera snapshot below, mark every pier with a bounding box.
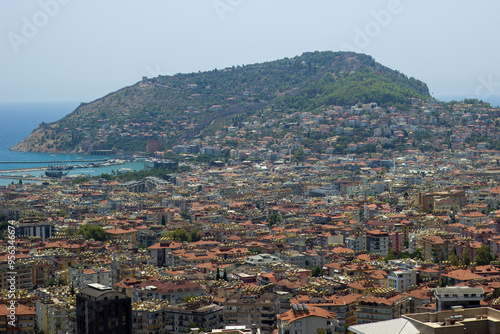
[0,159,108,164]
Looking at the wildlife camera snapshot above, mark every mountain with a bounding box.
[10,51,430,154]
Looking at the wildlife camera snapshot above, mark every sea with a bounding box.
[0,101,149,186]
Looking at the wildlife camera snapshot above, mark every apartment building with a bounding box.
[223,292,280,334]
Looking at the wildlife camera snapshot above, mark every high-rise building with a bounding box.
[76,283,132,334]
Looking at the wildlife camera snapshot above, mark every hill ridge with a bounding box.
[10,51,430,154]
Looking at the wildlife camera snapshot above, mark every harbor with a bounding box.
[0,158,109,164]
[0,158,151,185]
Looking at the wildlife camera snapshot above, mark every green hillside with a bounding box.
[11,51,430,154]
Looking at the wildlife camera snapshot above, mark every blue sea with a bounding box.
[0,101,148,186]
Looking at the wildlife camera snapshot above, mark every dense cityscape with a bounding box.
[2,96,500,334]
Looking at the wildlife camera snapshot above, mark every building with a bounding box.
[279,251,306,268]
[355,295,411,324]
[131,280,204,304]
[223,292,279,334]
[366,230,389,256]
[137,229,158,248]
[403,307,500,334]
[174,144,200,154]
[16,220,55,241]
[277,303,338,334]
[420,234,455,262]
[244,254,282,266]
[131,300,170,334]
[118,176,171,193]
[0,262,33,290]
[68,266,113,290]
[30,259,55,288]
[202,146,221,156]
[76,283,132,334]
[387,270,417,292]
[163,300,224,334]
[458,211,488,226]
[148,239,183,267]
[105,226,138,243]
[435,286,484,311]
[36,299,74,334]
[345,235,366,252]
[0,304,36,334]
[293,294,361,334]
[417,189,466,213]
[348,318,419,334]
[147,140,162,153]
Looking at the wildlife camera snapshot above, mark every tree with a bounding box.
[411,249,423,261]
[385,249,396,262]
[461,247,471,266]
[168,229,189,242]
[267,214,281,227]
[190,229,201,242]
[312,266,324,277]
[448,253,460,266]
[60,208,69,218]
[475,245,493,265]
[63,226,78,236]
[45,279,57,288]
[223,269,228,281]
[77,224,107,241]
[216,268,220,280]
[161,215,166,226]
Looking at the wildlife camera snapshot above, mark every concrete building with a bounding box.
[68,267,113,290]
[403,307,500,334]
[244,254,282,266]
[435,286,484,312]
[277,303,339,334]
[0,262,33,290]
[345,235,366,252]
[366,230,389,256]
[279,251,306,268]
[420,234,455,262]
[356,295,411,324]
[223,292,279,334]
[0,304,36,334]
[16,220,55,241]
[76,283,132,334]
[387,270,417,292]
[163,301,223,334]
[105,226,138,243]
[349,318,419,334]
[36,300,73,334]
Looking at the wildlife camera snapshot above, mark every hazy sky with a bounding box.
[1,0,499,105]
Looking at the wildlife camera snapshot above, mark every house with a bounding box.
[277,303,339,334]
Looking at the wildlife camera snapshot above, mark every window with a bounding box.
[295,321,302,327]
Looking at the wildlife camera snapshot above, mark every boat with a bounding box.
[50,154,56,157]
[45,162,70,178]
[117,168,133,174]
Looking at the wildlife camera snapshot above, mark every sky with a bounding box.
[1,0,499,106]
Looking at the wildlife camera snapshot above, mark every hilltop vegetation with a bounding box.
[11,51,430,154]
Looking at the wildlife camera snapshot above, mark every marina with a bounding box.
[0,158,151,185]
[0,159,109,164]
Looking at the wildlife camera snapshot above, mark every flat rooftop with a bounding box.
[403,307,500,333]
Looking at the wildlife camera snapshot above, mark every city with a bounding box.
[2,97,500,333]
